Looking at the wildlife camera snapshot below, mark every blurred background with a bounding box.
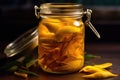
[0,0,120,43]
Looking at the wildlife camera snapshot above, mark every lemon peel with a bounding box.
[80,63,118,79]
[83,71,118,79]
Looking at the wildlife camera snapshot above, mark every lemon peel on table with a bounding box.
[79,65,102,73]
[79,63,118,79]
[83,71,118,79]
[93,62,112,69]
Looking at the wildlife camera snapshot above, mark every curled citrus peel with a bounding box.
[79,63,118,79]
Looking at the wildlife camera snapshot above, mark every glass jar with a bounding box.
[34,3,100,74]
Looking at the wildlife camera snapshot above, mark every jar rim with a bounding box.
[39,3,84,17]
[4,27,38,57]
[40,3,83,8]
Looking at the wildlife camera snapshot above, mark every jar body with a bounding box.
[35,3,100,74]
[38,17,85,73]
[36,3,85,74]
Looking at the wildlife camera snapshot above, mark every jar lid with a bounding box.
[4,27,38,57]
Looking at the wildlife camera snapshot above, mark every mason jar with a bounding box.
[34,3,100,74]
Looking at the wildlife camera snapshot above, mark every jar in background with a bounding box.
[34,3,100,74]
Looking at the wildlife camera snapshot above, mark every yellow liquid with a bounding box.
[38,18,85,73]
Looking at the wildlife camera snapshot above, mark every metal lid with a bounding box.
[4,27,38,57]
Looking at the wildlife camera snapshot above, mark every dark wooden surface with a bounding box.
[0,42,120,80]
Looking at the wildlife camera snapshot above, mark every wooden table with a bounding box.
[0,42,120,80]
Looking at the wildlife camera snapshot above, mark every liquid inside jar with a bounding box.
[38,18,85,73]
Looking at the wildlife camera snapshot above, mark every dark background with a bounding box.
[0,0,120,43]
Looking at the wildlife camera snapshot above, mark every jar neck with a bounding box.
[39,3,84,18]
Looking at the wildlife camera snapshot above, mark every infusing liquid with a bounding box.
[38,18,85,73]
